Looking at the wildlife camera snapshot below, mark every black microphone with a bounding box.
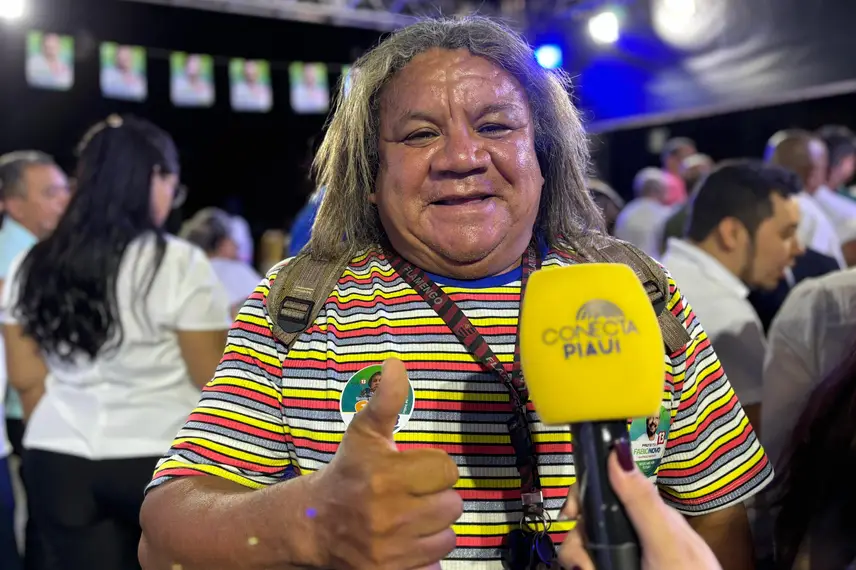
[519,263,666,569]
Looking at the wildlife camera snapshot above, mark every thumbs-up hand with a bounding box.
[310,358,463,570]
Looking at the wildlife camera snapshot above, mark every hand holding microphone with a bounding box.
[310,358,462,570]
[521,263,717,570]
[558,447,721,570]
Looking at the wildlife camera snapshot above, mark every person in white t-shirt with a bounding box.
[180,207,262,316]
[0,115,230,569]
[613,167,674,259]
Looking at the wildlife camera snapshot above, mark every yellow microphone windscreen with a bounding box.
[520,263,665,424]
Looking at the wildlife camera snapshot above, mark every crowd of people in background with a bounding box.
[0,119,262,569]
[593,129,856,569]
[0,16,855,570]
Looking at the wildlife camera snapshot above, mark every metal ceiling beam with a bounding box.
[123,0,505,31]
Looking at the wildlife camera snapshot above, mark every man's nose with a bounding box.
[431,126,490,176]
[791,236,806,259]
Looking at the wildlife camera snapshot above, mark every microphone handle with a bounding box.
[571,421,641,570]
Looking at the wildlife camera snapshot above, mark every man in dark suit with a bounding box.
[748,249,840,332]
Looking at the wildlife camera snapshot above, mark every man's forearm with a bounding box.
[140,474,327,570]
[687,504,755,570]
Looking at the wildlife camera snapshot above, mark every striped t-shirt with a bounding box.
[149,246,773,568]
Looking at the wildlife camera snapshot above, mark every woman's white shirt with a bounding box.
[208,257,263,308]
[1,234,231,460]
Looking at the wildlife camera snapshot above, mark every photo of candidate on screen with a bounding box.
[171,52,215,107]
[289,62,329,114]
[26,31,74,91]
[229,58,272,113]
[100,43,147,102]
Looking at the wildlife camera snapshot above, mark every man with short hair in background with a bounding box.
[813,126,856,266]
[613,167,672,259]
[0,151,70,570]
[766,129,845,267]
[661,161,803,432]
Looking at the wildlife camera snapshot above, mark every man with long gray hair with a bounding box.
[140,17,768,570]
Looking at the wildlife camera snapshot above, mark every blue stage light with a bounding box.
[534,44,563,69]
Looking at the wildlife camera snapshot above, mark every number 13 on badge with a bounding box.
[340,364,416,433]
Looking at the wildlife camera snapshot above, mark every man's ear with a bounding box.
[716,217,746,252]
[4,196,25,221]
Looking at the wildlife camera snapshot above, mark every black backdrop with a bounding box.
[0,0,383,234]
[5,0,856,231]
[595,90,856,201]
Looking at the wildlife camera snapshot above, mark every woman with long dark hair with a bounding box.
[774,339,856,569]
[1,115,230,569]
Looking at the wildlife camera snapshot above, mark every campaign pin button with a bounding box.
[339,364,415,433]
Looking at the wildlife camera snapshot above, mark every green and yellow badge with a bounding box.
[339,364,415,433]
[628,403,671,481]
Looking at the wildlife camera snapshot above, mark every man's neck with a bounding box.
[691,239,743,281]
[7,216,39,240]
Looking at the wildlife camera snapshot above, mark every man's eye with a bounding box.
[478,124,511,135]
[405,131,436,142]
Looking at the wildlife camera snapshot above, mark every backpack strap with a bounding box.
[266,249,352,350]
[265,239,691,355]
[569,235,692,354]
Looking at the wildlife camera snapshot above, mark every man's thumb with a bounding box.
[350,358,409,439]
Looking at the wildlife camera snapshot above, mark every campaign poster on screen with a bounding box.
[26,31,74,91]
[100,42,147,102]
[171,52,215,107]
[289,62,329,114]
[229,58,273,113]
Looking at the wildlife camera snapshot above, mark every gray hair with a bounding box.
[180,207,233,254]
[0,150,56,199]
[310,16,602,259]
[633,167,666,197]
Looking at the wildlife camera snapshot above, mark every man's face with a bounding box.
[681,156,713,191]
[303,65,318,87]
[7,164,70,238]
[646,416,659,436]
[116,47,133,72]
[369,374,380,394]
[372,48,544,278]
[43,34,61,60]
[667,143,696,174]
[186,56,202,79]
[831,154,856,189]
[743,193,802,290]
[244,62,259,84]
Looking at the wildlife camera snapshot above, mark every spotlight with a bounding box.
[588,10,619,45]
[534,44,563,69]
[0,0,25,20]
[663,0,696,17]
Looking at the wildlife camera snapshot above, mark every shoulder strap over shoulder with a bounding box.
[266,249,352,351]
[569,234,692,354]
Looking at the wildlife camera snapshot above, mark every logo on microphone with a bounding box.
[540,299,639,359]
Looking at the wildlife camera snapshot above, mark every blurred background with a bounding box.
[2,0,855,245]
